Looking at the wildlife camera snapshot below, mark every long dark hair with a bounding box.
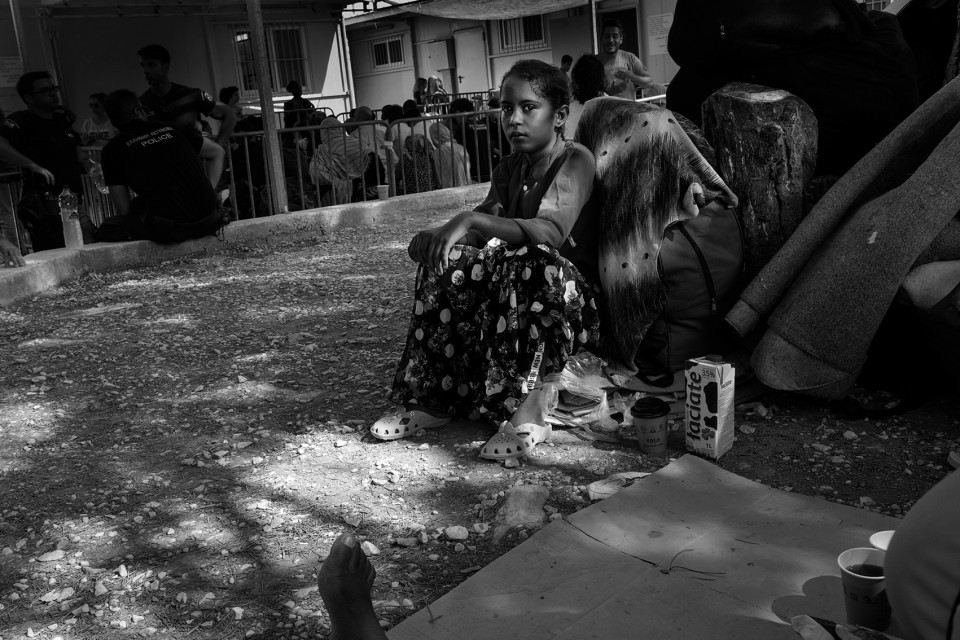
[413,77,427,104]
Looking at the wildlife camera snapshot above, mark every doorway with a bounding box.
[598,7,639,59]
[453,27,489,94]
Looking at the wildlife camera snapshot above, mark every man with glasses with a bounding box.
[0,71,96,262]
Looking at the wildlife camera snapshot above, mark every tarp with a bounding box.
[408,0,588,21]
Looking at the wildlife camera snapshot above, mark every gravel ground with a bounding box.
[0,209,957,640]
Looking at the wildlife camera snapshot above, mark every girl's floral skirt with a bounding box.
[389,239,601,425]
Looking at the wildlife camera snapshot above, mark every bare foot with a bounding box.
[317,533,388,640]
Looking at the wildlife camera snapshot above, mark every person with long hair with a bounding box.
[413,77,428,106]
[370,59,601,462]
[425,75,450,112]
[81,92,117,147]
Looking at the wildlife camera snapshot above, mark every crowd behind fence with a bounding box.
[7,92,667,232]
[222,108,506,220]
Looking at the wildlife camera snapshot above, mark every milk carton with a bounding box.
[685,355,735,459]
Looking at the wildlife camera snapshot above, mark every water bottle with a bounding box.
[58,187,83,249]
[87,159,109,195]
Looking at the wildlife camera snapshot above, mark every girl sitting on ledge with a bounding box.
[370,59,601,461]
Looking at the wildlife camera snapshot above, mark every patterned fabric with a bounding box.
[576,99,737,371]
[389,240,600,424]
[397,134,437,194]
[310,118,371,205]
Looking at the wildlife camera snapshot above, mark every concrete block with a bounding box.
[0,184,488,307]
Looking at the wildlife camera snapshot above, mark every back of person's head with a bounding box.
[487,97,500,109]
[103,89,141,127]
[381,104,403,123]
[355,105,374,121]
[16,71,51,99]
[561,54,573,65]
[449,98,474,114]
[602,19,623,36]
[234,115,263,133]
[571,54,605,104]
[137,44,170,64]
[219,86,239,104]
[401,99,421,118]
[501,59,570,112]
[286,80,302,93]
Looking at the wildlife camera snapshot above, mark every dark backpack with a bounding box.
[634,202,744,381]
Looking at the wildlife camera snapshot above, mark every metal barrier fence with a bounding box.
[223,109,505,219]
[424,91,497,115]
[11,94,672,231]
[79,147,115,227]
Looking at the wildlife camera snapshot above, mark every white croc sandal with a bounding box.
[479,421,551,461]
[370,409,452,441]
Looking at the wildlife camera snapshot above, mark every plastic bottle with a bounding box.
[58,187,83,249]
[87,159,109,194]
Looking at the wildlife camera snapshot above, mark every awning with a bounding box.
[396,0,588,21]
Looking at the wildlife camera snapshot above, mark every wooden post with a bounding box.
[245,0,288,215]
[701,82,818,275]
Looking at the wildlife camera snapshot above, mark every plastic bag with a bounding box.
[541,354,631,433]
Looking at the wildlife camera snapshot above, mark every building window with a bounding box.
[233,23,309,94]
[498,16,546,52]
[859,0,890,9]
[371,35,404,70]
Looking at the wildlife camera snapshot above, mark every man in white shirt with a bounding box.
[598,19,653,100]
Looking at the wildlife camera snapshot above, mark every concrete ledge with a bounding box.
[1,184,488,307]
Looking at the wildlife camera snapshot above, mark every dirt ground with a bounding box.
[0,210,957,640]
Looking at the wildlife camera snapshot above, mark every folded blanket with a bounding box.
[727,77,960,398]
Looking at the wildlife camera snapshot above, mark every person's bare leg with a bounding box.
[508,388,545,428]
[317,533,388,640]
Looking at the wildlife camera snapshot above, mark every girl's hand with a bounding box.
[427,212,472,273]
[407,229,435,265]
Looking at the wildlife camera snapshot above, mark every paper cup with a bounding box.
[376,185,390,200]
[631,397,669,455]
[837,547,891,630]
[869,530,894,552]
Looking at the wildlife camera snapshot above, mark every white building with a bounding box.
[1,0,354,121]
[344,0,681,110]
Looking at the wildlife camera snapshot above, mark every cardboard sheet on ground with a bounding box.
[390,455,902,640]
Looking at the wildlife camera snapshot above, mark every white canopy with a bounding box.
[399,0,588,21]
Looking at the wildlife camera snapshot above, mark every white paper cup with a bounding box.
[376,185,390,200]
[869,530,894,552]
[837,547,891,630]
